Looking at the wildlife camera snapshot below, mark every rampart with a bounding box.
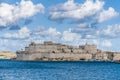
[16,41,120,61]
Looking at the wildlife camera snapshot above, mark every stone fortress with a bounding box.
[16,41,120,61]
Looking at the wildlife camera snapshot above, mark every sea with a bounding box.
[0,60,120,80]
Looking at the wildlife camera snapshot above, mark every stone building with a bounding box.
[16,41,120,61]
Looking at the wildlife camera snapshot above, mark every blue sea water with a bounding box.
[0,60,120,80]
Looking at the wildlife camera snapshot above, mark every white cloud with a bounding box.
[49,0,119,39]
[32,27,81,43]
[33,27,61,37]
[72,24,120,39]
[0,0,44,26]
[49,0,104,20]
[2,27,30,39]
[77,23,88,28]
[49,0,118,24]
[86,35,96,39]
[62,28,81,42]
[31,27,61,43]
[98,7,119,22]
[49,0,119,38]
[100,24,120,38]
[46,27,61,37]
[0,39,28,51]
[101,40,112,47]
[93,39,112,47]
[71,23,97,39]
[92,39,99,45]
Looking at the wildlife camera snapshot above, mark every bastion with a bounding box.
[16,41,120,61]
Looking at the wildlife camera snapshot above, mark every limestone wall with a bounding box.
[72,48,84,53]
[28,53,92,61]
[113,53,120,61]
[95,52,108,60]
[16,53,30,60]
[16,41,120,61]
[84,44,97,53]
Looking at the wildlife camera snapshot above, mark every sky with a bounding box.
[0,0,120,52]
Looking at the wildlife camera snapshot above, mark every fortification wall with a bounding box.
[16,52,120,61]
[95,52,108,60]
[84,45,97,53]
[28,53,92,61]
[16,54,30,60]
[113,53,120,61]
[16,41,120,61]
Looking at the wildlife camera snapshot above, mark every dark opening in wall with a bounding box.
[52,51,55,53]
[80,58,85,61]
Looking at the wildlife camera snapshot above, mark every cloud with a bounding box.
[72,24,96,34]
[62,28,81,42]
[49,0,118,23]
[48,0,119,38]
[101,40,112,47]
[0,25,115,51]
[0,26,61,44]
[49,0,103,21]
[71,24,120,39]
[31,27,61,42]
[98,7,119,22]
[6,25,114,45]
[31,27,81,44]
[98,24,120,38]
[46,27,61,37]
[73,24,120,39]
[1,27,30,39]
[71,23,98,39]
[0,39,28,51]
[48,0,119,39]
[0,0,44,27]
[33,27,61,37]
[17,24,96,41]
[93,39,112,47]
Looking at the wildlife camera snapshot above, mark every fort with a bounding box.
[16,41,120,61]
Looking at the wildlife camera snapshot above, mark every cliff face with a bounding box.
[16,41,120,61]
[0,52,16,59]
